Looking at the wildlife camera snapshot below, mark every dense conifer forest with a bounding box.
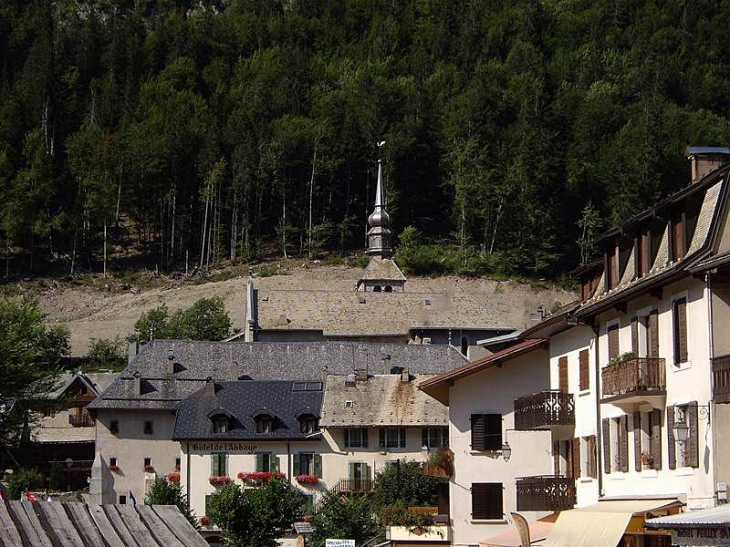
[2,0,730,278]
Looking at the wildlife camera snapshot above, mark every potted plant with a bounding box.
[144,465,155,473]
[295,474,319,485]
[166,471,181,482]
[607,352,636,368]
[199,516,210,527]
[209,475,231,485]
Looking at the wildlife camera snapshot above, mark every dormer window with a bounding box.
[214,417,229,434]
[299,414,318,434]
[255,414,273,434]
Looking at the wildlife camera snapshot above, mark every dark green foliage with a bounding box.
[2,1,730,277]
[379,501,433,527]
[310,492,382,547]
[145,478,198,529]
[207,479,304,547]
[7,468,44,500]
[0,298,69,452]
[87,336,126,370]
[133,296,231,341]
[372,460,440,510]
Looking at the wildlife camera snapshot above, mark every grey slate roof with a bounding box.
[90,340,467,411]
[44,371,118,400]
[358,257,406,282]
[0,501,208,546]
[173,380,324,441]
[320,374,448,427]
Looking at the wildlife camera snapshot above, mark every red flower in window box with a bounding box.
[295,474,319,485]
[109,465,119,472]
[237,471,285,482]
[200,516,211,526]
[166,472,180,483]
[144,465,155,473]
[209,475,231,485]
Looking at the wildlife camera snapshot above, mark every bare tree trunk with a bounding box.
[308,146,317,259]
[70,228,76,275]
[103,221,107,278]
[170,190,176,264]
[200,191,209,270]
[489,197,504,255]
[281,195,288,259]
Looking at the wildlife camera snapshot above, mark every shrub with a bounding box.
[8,468,44,500]
[145,478,197,528]
[88,336,126,369]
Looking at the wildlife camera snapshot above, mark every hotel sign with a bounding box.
[672,527,730,546]
[190,443,258,452]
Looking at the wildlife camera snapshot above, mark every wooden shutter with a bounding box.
[602,419,611,474]
[667,406,676,470]
[631,318,639,355]
[399,428,406,448]
[674,298,688,364]
[313,454,322,477]
[673,214,685,260]
[571,438,581,479]
[471,415,486,451]
[608,324,619,360]
[484,414,502,450]
[587,436,597,478]
[633,412,642,472]
[618,416,629,472]
[648,310,659,358]
[579,350,589,391]
[293,453,301,475]
[559,356,569,393]
[472,483,503,520]
[687,402,699,468]
[650,409,662,470]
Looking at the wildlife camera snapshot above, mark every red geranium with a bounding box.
[200,516,210,526]
[209,475,231,485]
[144,465,155,473]
[109,465,119,472]
[237,471,285,481]
[295,474,319,485]
[166,472,180,482]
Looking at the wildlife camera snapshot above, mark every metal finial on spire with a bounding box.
[366,153,392,257]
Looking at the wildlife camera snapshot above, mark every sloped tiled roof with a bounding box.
[320,374,447,427]
[173,380,324,441]
[0,501,208,546]
[90,340,467,411]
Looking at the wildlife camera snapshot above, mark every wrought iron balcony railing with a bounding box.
[516,475,576,512]
[601,357,665,399]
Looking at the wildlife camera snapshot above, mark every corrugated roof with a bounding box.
[90,340,467,411]
[173,380,324,441]
[320,374,447,427]
[645,504,730,529]
[0,501,208,546]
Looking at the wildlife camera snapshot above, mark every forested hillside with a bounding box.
[2,0,730,278]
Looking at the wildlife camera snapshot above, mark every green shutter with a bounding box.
[256,453,264,472]
[400,428,406,448]
[379,429,385,447]
[344,429,350,448]
[210,453,218,475]
[222,453,228,476]
[313,454,322,477]
[349,462,355,480]
[271,455,279,473]
[364,463,371,481]
[205,495,213,516]
[293,454,301,475]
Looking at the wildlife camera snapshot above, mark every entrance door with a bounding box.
[349,463,369,492]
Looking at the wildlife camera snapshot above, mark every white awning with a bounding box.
[542,499,680,547]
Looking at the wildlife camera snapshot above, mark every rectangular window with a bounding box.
[144,421,153,435]
[558,356,569,393]
[144,457,151,467]
[175,457,181,470]
[379,428,406,448]
[673,298,688,365]
[344,429,368,448]
[110,457,117,467]
[472,483,503,520]
[110,420,119,434]
[583,436,597,479]
[579,350,590,391]
[294,453,322,476]
[607,324,619,360]
[255,453,279,473]
[668,403,699,469]
[421,427,449,448]
[119,495,126,505]
[470,414,502,451]
[211,453,228,476]
[602,417,628,473]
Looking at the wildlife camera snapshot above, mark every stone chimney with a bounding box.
[132,371,142,395]
[687,146,730,183]
[166,348,175,375]
[400,368,410,382]
[204,376,216,397]
[127,339,138,364]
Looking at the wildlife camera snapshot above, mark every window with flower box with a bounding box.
[255,453,279,473]
[211,452,228,476]
[294,453,322,477]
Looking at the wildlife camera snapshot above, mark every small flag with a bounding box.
[129,490,136,506]
[26,492,38,503]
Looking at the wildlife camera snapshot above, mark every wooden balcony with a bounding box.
[331,478,374,494]
[713,354,730,403]
[514,390,575,430]
[516,475,576,512]
[68,415,95,427]
[601,357,665,403]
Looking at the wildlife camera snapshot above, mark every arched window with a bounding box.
[373,285,382,292]
[384,285,393,292]
[255,414,273,434]
[299,414,318,434]
[461,336,468,356]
